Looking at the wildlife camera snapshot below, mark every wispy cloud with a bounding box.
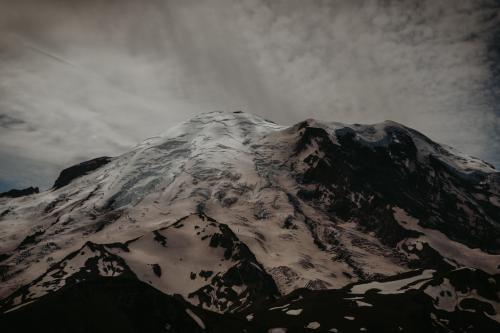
[0,0,499,189]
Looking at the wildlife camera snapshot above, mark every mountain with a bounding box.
[0,187,39,199]
[0,111,499,332]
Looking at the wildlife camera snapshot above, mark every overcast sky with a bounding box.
[0,0,499,191]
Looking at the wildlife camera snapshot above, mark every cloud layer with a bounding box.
[0,0,499,190]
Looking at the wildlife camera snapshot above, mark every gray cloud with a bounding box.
[0,114,29,130]
[0,0,499,190]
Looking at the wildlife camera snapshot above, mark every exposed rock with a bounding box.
[0,187,38,198]
[52,156,111,189]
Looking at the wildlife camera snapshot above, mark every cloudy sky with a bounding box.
[0,0,499,191]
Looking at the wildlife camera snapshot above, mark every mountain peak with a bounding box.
[1,111,499,331]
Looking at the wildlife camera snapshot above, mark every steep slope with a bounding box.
[0,277,243,333]
[0,187,39,199]
[0,111,499,331]
[0,213,279,314]
[2,269,498,333]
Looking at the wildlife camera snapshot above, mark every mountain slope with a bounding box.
[0,111,499,331]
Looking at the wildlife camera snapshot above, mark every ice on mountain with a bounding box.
[285,308,303,315]
[305,321,321,329]
[1,111,499,327]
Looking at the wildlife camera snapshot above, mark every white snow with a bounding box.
[423,278,457,312]
[355,300,373,307]
[108,215,241,301]
[285,308,303,315]
[268,328,287,333]
[393,207,500,274]
[3,300,35,314]
[185,308,206,329]
[437,144,496,175]
[1,111,498,315]
[350,270,435,294]
[269,303,290,311]
[306,321,321,329]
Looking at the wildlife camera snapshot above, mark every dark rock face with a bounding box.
[2,270,498,333]
[52,157,112,189]
[188,215,280,312]
[0,241,136,310]
[236,268,500,333]
[0,277,210,333]
[293,121,500,254]
[0,212,280,318]
[17,230,46,249]
[0,187,39,198]
[245,288,500,332]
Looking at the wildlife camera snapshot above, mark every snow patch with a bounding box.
[285,308,303,316]
[393,207,500,274]
[355,300,373,307]
[350,270,435,294]
[306,321,321,329]
[268,328,287,333]
[185,308,205,329]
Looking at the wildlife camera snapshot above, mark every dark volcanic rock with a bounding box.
[0,187,39,198]
[293,121,500,254]
[52,156,112,189]
[192,217,280,312]
[0,277,215,333]
[0,241,136,310]
[244,287,500,333]
[3,271,497,333]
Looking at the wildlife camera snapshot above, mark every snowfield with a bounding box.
[0,111,499,331]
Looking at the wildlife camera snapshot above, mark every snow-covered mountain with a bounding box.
[0,111,499,332]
